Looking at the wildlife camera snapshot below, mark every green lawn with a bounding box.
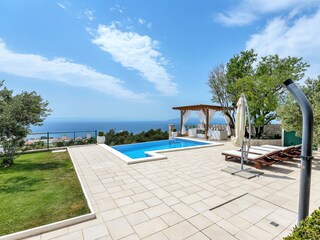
[0,151,90,236]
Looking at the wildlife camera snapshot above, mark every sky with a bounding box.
[0,0,319,121]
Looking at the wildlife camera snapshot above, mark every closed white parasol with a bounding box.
[232,95,246,147]
[232,94,251,171]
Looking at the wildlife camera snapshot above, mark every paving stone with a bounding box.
[126,211,150,226]
[202,224,237,240]
[162,195,180,206]
[185,232,210,240]
[163,221,198,240]
[101,208,123,221]
[143,232,169,240]
[120,234,141,240]
[40,228,69,240]
[115,196,134,207]
[96,198,118,212]
[66,231,84,240]
[131,191,155,202]
[171,202,198,219]
[105,217,134,239]
[120,201,148,215]
[83,223,109,240]
[189,201,210,213]
[144,197,163,207]
[227,215,252,231]
[245,224,275,240]
[133,217,168,239]
[188,214,213,230]
[160,211,184,226]
[216,219,241,235]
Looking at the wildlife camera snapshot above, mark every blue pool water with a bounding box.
[112,139,209,159]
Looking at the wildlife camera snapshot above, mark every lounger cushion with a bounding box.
[250,146,275,152]
[247,149,270,155]
[261,145,288,150]
[222,150,262,160]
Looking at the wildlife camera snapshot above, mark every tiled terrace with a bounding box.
[28,142,320,240]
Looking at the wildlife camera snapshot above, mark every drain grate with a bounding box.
[270,221,280,227]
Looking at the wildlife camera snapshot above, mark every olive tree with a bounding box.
[0,81,51,166]
[208,64,235,128]
[208,50,309,138]
[278,77,320,146]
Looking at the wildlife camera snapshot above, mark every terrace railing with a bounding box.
[23,130,97,150]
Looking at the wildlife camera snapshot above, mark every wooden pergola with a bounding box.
[172,104,231,140]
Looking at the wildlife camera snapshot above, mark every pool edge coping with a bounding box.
[0,148,96,240]
[99,137,224,164]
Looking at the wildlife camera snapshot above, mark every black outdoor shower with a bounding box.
[283,79,314,224]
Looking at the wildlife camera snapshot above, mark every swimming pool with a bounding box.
[99,137,223,164]
[112,138,210,159]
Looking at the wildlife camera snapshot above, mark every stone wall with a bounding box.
[260,124,282,138]
[250,139,282,146]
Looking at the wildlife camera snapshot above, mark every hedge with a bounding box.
[284,208,320,239]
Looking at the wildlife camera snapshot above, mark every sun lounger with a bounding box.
[260,145,301,158]
[225,144,302,169]
[249,145,300,158]
[261,144,301,150]
[249,146,296,160]
[222,150,280,169]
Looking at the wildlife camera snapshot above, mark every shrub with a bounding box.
[284,208,320,239]
[98,131,104,137]
[87,138,96,144]
[55,141,65,147]
[105,128,168,146]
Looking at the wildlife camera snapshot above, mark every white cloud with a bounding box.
[57,3,66,9]
[246,10,320,78]
[215,0,318,26]
[90,24,178,96]
[137,18,145,24]
[84,9,96,21]
[136,18,152,29]
[0,39,145,100]
[215,11,257,26]
[110,4,123,13]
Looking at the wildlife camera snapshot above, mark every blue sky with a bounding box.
[0,0,319,121]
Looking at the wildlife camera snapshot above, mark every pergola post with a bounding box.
[205,108,209,140]
[200,108,209,140]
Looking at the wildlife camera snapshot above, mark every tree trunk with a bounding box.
[255,126,264,139]
[259,126,264,139]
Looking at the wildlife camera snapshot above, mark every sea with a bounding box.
[28,118,227,139]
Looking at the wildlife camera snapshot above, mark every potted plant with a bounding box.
[97,131,106,144]
[171,128,177,138]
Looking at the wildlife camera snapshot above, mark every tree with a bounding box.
[0,81,51,166]
[208,64,235,128]
[208,49,309,138]
[278,76,320,146]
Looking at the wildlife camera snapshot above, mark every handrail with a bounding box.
[29,130,96,135]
